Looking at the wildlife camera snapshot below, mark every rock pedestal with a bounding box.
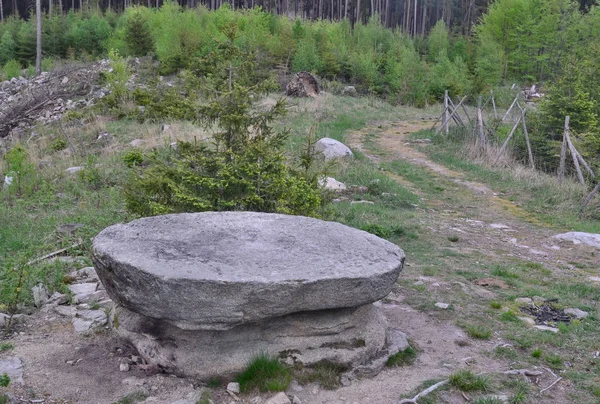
[93,212,405,379]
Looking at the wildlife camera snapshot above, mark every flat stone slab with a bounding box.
[93,212,404,330]
[553,232,600,249]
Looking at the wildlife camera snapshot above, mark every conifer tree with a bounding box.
[124,8,154,56]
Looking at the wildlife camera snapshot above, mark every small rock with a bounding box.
[32,283,49,307]
[0,357,24,384]
[350,200,374,205]
[489,223,510,229]
[564,308,589,319]
[54,306,75,317]
[65,166,84,174]
[515,298,533,305]
[341,86,357,96]
[161,124,171,132]
[68,282,98,303]
[226,382,240,394]
[518,316,536,326]
[72,309,107,333]
[250,397,263,404]
[413,281,425,286]
[66,360,75,365]
[532,296,545,303]
[387,329,410,352]
[319,177,347,191]
[589,276,600,283]
[265,392,291,404]
[130,139,144,147]
[534,325,559,333]
[292,397,302,404]
[122,376,145,386]
[289,380,304,392]
[120,363,130,372]
[311,386,319,395]
[315,138,353,160]
[68,267,100,283]
[435,302,450,309]
[553,232,600,249]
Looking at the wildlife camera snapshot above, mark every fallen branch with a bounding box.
[540,377,563,394]
[542,367,558,379]
[502,369,543,376]
[582,180,600,208]
[26,241,83,266]
[398,379,449,404]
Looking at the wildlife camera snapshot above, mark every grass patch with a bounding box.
[386,346,417,367]
[544,353,564,370]
[294,361,347,390]
[112,390,148,404]
[449,370,490,392]
[490,301,502,309]
[0,343,13,352]
[463,324,493,340]
[236,353,291,393]
[531,348,543,358]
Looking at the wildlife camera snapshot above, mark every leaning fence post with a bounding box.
[558,116,569,184]
[444,90,449,135]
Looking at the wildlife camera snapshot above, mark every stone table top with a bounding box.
[92,212,404,330]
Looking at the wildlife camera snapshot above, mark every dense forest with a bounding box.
[0,0,599,173]
[1,0,598,34]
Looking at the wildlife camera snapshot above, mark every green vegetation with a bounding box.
[463,324,493,340]
[0,374,9,388]
[386,346,417,367]
[0,343,14,352]
[235,353,291,393]
[112,391,148,404]
[293,361,347,390]
[449,370,490,392]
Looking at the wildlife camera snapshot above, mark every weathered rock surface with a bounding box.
[93,212,404,331]
[285,72,320,97]
[265,393,292,404]
[114,303,390,379]
[72,309,107,333]
[319,177,347,191]
[341,86,357,96]
[315,138,353,160]
[553,232,600,249]
[0,357,24,384]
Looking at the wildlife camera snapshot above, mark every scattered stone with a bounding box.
[68,267,100,283]
[553,232,600,249]
[489,223,510,229]
[226,382,240,394]
[54,306,75,317]
[265,392,291,404]
[285,72,320,97]
[72,309,107,333]
[533,325,559,333]
[289,380,304,392]
[319,177,347,191]
[564,308,589,319]
[435,302,449,309]
[32,283,49,307]
[292,396,302,404]
[65,166,84,174]
[588,276,600,283]
[130,139,144,147]
[386,329,410,352]
[68,282,98,303]
[515,298,533,305]
[119,363,130,372]
[0,357,23,384]
[518,317,536,326]
[350,200,374,205]
[315,138,353,160]
[341,86,357,96]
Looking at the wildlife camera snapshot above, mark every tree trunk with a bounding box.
[421,2,426,35]
[12,0,17,16]
[413,0,417,36]
[356,0,360,23]
[36,0,42,76]
[59,0,62,14]
[0,0,4,21]
[344,0,348,19]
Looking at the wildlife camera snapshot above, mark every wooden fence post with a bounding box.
[477,96,485,147]
[502,94,520,122]
[565,131,585,186]
[558,116,569,184]
[444,90,449,135]
[519,105,534,169]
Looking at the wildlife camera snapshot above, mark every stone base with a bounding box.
[113,304,406,379]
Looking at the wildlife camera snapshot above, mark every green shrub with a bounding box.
[236,353,291,393]
[50,138,68,151]
[124,8,154,56]
[0,374,9,387]
[449,370,490,392]
[3,59,21,79]
[122,150,144,168]
[386,346,417,367]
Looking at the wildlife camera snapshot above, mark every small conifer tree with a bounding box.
[124,9,154,57]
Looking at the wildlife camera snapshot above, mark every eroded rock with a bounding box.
[315,138,353,160]
[553,232,600,249]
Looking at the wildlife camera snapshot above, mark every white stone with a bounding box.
[489,223,510,229]
[32,283,49,307]
[518,317,535,326]
[533,325,558,333]
[350,200,374,205]
[119,363,130,372]
[54,306,75,317]
[319,177,347,191]
[130,139,144,147]
[65,166,84,174]
[68,283,98,303]
[315,138,353,160]
[265,392,291,404]
[435,302,450,309]
[3,176,13,187]
[553,232,600,249]
[226,382,240,394]
[0,357,23,384]
[564,308,588,319]
[589,276,600,283]
[515,298,533,305]
[72,309,107,333]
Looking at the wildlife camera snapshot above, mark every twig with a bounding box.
[461,391,471,401]
[26,241,83,266]
[542,367,558,379]
[540,377,563,394]
[503,369,543,376]
[398,379,449,404]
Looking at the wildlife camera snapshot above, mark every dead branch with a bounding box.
[436,96,468,134]
[565,131,585,185]
[540,377,563,394]
[503,369,543,376]
[398,379,449,404]
[582,180,600,208]
[558,117,569,183]
[502,94,520,122]
[26,241,83,266]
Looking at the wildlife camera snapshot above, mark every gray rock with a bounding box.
[0,357,23,384]
[68,282,98,303]
[515,298,533,305]
[93,212,404,331]
[46,292,68,305]
[227,382,240,394]
[435,302,450,309]
[65,166,84,174]
[32,283,49,307]
[350,200,374,205]
[72,309,107,333]
[265,392,291,404]
[289,380,304,392]
[590,276,600,283]
[565,308,588,319]
[68,267,100,283]
[553,232,600,249]
[114,303,388,379]
[341,86,357,96]
[518,316,535,326]
[315,138,353,160]
[54,306,75,317]
[119,363,130,372]
[130,139,144,147]
[534,325,558,333]
[319,177,347,191]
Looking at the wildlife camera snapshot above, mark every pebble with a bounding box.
[564,308,589,319]
[435,302,449,309]
[119,363,130,372]
[226,382,240,394]
[65,166,84,174]
[351,200,374,205]
[515,298,533,305]
[518,317,536,326]
[533,325,559,333]
[264,392,291,404]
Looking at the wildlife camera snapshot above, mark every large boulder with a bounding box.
[315,137,354,160]
[285,72,320,97]
[553,232,600,249]
[92,212,404,331]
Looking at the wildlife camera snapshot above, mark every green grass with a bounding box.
[293,361,347,390]
[531,348,543,358]
[386,346,418,367]
[236,354,291,393]
[463,324,493,340]
[112,391,148,404]
[490,301,502,309]
[449,370,490,392]
[0,343,13,352]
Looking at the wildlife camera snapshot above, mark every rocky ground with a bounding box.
[1,92,599,403]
